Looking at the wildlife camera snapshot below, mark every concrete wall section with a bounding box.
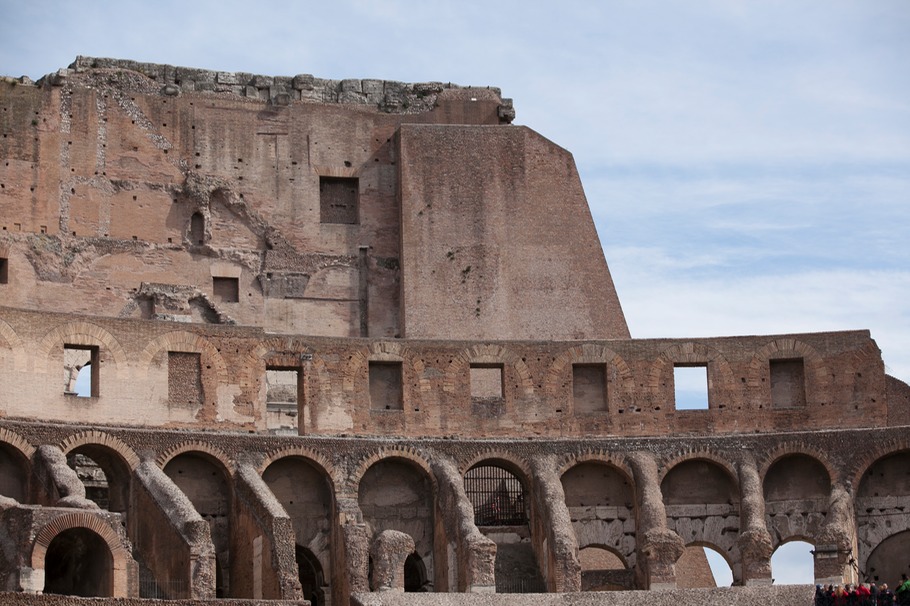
[398,125,629,341]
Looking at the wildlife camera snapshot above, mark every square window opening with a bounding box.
[168,352,202,407]
[213,276,239,303]
[470,364,504,400]
[64,345,99,398]
[573,363,608,413]
[770,358,806,408]
[674,364,709,410]
[369,361,402,411]
[319,176,359,224]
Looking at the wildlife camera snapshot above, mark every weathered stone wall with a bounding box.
[0,306,897,437]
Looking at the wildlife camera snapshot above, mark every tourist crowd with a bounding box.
[814,575,910,606]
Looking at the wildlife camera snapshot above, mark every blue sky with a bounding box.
[2,0,907,585]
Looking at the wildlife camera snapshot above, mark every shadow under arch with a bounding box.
[163,451,232,597]
[358,456,436,592]
[864,530,910,585]
[44,527,114,597]
[0,440,31,502]
[296,545,326,606]
[263,454,334,604]
[578,544,634,591]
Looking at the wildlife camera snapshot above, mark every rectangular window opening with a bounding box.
[369,361,403,411]
[319,176,359,224]
[168,352,202,408]
[674,364,709,410]
[0,258,8,284]
[265,367,301,432]
[213,276,239,303]
[470,364,504,400]
[64,345,99,398]
[770,358,806,408]
[573,364,608,413]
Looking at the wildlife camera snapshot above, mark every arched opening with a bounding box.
[44,527,113,597]
[263,457,332,601]
[579,546,630,591]
[164,453,231,597]
[190,212,205,245]
[358,459,434,591]
[0,442,28,502]
[295,545,325,606]
[857,451,910,584]
[66,452,109,509]
[561,462,636,589]
[465,464,528,526]
[763,454,830,501]
[865,530,910,586]
[662,460,740,586]
[771,540,815,584]
[677,544,730,588]
[65,444,131,515]
[465,461,542,593]
[404,552,427,592]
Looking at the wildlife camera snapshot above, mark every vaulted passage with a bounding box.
[263,456,332,603]
[0,443,28,502]
[44,527,113,597]
[358,459,435,590]
[857,451,910,585]
[163,453,231,597]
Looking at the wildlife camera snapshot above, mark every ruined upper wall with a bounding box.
[57,56,516,121]
[0,58,631,341]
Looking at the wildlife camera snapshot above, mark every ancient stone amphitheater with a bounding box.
[0,57,905,605]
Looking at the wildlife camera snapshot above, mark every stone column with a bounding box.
[735,453,773,585]
[529,455,581,592]
[815,482,857,585]
[628,451,684,589]
[335,497,370,604]
[430,458,496,593]
[369,530,415,592]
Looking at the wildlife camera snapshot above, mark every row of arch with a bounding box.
[1,429,907,598]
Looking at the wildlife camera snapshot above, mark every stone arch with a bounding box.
[351,447,435,494]
[658,451,740,490]
[864,530,910,586]
[263,452,336,600]
[680,540,737,587]
[139,330,229,382]
[459,450,532,484]
[0,427,35,459]
[0,428,34,503]
[58,432,138,514]
[156,441,233,473]
[443,344,534,396]
[850,437,910,489]
[555,451,634,484]
[36,321,126,377]
[648,342,736,407]
[577,544,633,591]
[31,511,131,597]
[661,457,741,576]
[58,431,140,471]
[757,443,838,487]
[748,338,831,405]
[0,318,26,370]
[357,453,436,590]
[260,445,338,485]
[544,344,634,398]
[161,446,233,597]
